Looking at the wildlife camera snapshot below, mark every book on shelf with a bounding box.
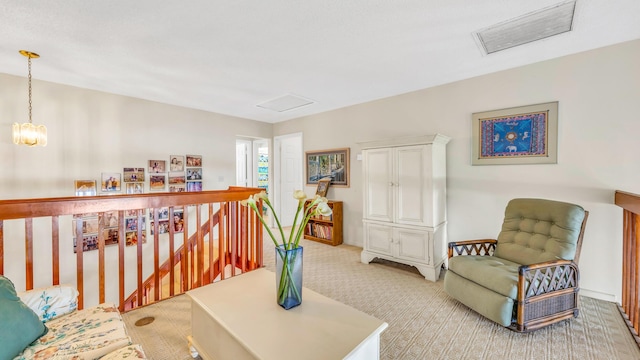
[305,223,333,240]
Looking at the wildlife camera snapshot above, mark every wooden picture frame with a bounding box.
[472,102,558,165]
[74,180,97,196]
[315,178,331,197]
[305,147,350,187]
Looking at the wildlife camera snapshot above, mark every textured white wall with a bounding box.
[0,76,272,306]
[274,39,640,302]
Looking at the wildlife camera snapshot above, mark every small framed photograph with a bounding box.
[124,209,142,217]
[74,180,97,196]
[101,173,121,192]
[74,235,98,253]
[186,155,202,167]
[186,168,202,180]
[150,220,170,235]
[173,209,184,233]
[72,216,99,235]
[315,177,331,197]
[186,181,202,192]
[169,185,186,192]
[170,155,185,172]
[123,168,145,182]
[150,175,166,191]
[126,183,144,194]
[100,211,119,228]
[125,231,146,246]
[149,160,166,173]
[102,228,119,246]
[169,172,186,184]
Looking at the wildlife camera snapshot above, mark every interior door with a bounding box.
[275,133,302,227]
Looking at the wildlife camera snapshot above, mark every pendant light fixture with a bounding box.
[12,50,47,147]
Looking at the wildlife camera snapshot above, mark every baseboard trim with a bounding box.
[581,288,617,302]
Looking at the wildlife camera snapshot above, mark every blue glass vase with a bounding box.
[275,245,303,310]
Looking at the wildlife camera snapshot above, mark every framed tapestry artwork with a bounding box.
[472,102,558,165]
[306,148,350,187]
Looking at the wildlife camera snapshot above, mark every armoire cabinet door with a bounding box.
[363,148,394,222]
[394,227,431,264]
[363,222,393,256]
[395,145,430,226]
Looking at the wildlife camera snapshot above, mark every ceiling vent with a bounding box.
[475,0,576,55]
[256,94,315,113]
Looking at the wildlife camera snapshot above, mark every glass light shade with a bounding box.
[12,122,47,147]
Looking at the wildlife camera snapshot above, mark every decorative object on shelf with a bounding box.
[12,50,47,147]
[241,190,332,309]
[315,177,331,197]
[305,148,350,187]
[472,102,558,165]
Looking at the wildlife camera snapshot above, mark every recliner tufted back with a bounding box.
[494,198,586,266]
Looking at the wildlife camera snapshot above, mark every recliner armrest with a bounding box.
[17,284,79,322]
[447,239,497,258]
[517,260,579,300]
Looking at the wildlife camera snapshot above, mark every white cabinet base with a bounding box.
[361,250,444,282]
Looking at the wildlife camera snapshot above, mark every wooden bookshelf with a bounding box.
[303,200,343,246]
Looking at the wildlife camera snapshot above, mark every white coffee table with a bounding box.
[187,268,388,360]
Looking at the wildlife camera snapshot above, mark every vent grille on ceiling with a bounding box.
[475,0,576,55]
[256,94,315,113]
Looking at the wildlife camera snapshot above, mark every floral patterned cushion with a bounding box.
[17,284,79,322]
[14,303,132,360]
[99,345,147,359]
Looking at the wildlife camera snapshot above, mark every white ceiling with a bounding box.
[2,1,639,123]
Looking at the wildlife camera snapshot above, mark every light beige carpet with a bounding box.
[122,238,640,360]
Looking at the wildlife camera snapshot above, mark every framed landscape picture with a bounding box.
[74,180,97,196]
[305,148,350,187]
[472,102,558,165]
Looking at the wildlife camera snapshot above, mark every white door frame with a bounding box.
[273,132,303,227]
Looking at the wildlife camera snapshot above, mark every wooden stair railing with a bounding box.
[0,187,264,312]
[615,190,640,347]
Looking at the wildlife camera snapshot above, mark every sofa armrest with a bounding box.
[17,284,79,322]
[517,259,578,300]
[447,239,497,258]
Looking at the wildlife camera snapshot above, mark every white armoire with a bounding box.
[360,134,450,281]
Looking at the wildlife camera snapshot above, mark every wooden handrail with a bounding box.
[0,187,264,312]
[614,190,640,347]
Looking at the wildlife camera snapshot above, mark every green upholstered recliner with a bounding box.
[443,198,588,332]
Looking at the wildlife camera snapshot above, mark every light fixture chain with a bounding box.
[28,55,33,124]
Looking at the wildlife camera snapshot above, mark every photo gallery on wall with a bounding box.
[74,154,203,196]
[71,154,202,253]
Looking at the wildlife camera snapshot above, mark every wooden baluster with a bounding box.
[25,218,34,290]
[231,202,237,276]
[0,220,4,274]
[182,208,189,291]
[137,210,146,307]
[98,213,106,304]
[153,208,161,303]
[52,216,60,285]
[240,202,248,273]
[169,207,175,297]
[196,204,203,287]
[630,214,640,334]
[208,203,214,284]
[118,210,126,312]
[218,202,226,280]
[75,215,84,310]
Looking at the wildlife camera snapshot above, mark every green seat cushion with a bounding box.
[448,255,521,299]
[0,276,47,360]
